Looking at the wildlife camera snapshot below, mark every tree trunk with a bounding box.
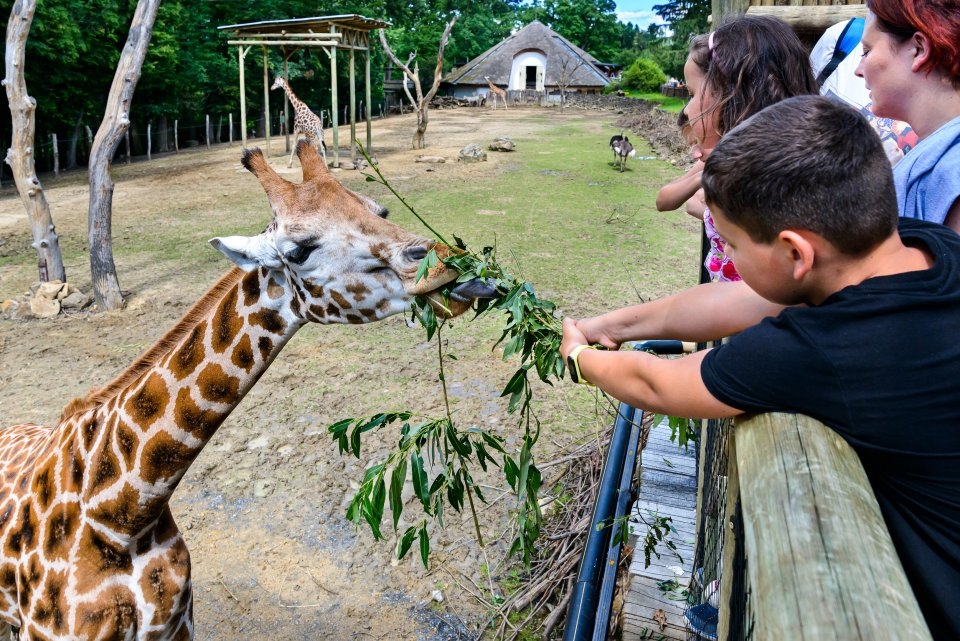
[379,16,457,151]
[87,0,160,311]
[3,0,67,283]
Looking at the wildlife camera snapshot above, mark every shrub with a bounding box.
[622,58,667,93]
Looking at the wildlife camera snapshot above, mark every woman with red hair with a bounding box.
[856,0,960,231]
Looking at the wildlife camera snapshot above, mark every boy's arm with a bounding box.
[573,280,785,348]
[656,161,704,212]
[561,327,742,418]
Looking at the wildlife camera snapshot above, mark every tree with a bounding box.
[87,0,161,311]
[653,0,710,78]
[4,0,67,284]
[554,53,585,113]
[379,15,458,150]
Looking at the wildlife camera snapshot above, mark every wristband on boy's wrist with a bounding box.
[567,344,597,386]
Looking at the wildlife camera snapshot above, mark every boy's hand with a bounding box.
[560,317,589,360]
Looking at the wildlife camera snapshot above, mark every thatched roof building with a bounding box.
[442,20,610,101]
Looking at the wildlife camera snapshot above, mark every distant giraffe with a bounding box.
[271,76,328,168]
[484,76,508,110]
[0,140,489,641]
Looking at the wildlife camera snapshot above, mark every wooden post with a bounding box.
[330,25,339,168]
[365,44,373,152]
[174,119,179,153]
[50,133,58,176]
[229,113,234,144]
[239,46,249,147]
[262,46,270,156]
[349,46,356,161]
[146,122,152,160]
[205,114,210,150]
[125,130,131,164]
[734,413,933,640]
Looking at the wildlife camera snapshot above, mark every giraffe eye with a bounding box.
[285,243,318,265]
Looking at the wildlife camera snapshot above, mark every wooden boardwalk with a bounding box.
[622,417,700,640]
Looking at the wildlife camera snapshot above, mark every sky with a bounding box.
[614,0,666,29]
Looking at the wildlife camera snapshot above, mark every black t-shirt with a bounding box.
[701,219,960,640]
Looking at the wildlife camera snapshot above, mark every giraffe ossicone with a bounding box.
[0,140,485,640]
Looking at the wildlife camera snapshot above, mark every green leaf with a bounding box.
[414,248,438,284]
[389,458,408,531]
[411,452,430,511]
[419,525,430,568]
[397,526,417,560]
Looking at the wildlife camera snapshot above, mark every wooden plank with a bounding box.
[745,4,867,34]
[624,416,700,641]
[735,413,933,641]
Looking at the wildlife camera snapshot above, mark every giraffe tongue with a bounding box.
[449,278,497,302]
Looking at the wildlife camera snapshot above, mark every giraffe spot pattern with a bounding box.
[32,462,55,512]
[241,269,261,305]
[90,483,163,536]
[346,314,363,324]
[31,570,67,633]
[89,443,120,496]
[170,322,207,381]
[346,282,372,302]
[124,373,171,429]
[173,388,222,441]
[196,363,240,405]
[325,303,341,318]
[115,421,139,471]
[212,289,241,354]
[331,291,352,310]
[76,526,132,582]
[75,584,137,638]
[140,432,196,487]
[257,336,274,362]
[231,334,255,373]
[250,308,287,335]
[42,501,79,561]
[266,275,285,300]
[306,282,324,298]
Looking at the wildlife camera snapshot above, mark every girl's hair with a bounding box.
[688,15,818,136]
[867,0,960,86]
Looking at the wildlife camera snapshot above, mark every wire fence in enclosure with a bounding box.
[4,98,398,179]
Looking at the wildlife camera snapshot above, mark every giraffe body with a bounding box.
[484,76,507,110]
[271,77,328,168]
[0,141,482,640]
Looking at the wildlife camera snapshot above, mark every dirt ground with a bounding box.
[0,103,682,640]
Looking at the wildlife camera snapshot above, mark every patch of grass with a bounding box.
[629,91,686,113]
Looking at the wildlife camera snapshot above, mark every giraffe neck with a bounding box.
[280,82,306,111]
[69,267,305,535]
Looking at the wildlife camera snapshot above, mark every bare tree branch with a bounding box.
[379,16,458,149]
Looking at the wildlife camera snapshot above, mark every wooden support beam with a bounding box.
[734,413,932,641]
[745,4,867,35]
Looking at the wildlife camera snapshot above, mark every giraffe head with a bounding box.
[270,76,286,91]
[211,140,480,323]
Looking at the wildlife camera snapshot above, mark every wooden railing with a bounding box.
[708,413,933,640]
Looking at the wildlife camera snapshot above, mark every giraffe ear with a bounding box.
[210,235,283,271]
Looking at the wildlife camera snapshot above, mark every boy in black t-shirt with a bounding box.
[561,95,960,640]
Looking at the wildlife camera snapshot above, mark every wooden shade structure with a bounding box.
[218,14,390,167]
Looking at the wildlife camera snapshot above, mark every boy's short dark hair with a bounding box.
[701,95,898,255]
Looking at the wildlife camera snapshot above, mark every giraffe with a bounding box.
[0,140,489,641]
[270,76,328,168]
[484,76,508,110]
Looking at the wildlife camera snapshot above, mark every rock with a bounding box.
[29,295,61,318]
[415,155,446,163]
[458,144,487,163]
[61,291,92,310]
[36,281,67,300]
[1,299,17,315]
[489,136,515,151]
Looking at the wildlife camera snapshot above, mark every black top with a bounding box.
[702,218,960,640]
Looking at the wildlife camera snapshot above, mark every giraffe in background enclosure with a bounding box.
[484,76,508,110]
[271,76,328,167]
[0,140,490,641]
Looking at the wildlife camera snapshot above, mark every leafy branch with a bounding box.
[326,144,567,568]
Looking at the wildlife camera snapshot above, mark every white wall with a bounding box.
[509,51,546,91]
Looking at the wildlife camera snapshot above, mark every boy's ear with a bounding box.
[778,230,816,281]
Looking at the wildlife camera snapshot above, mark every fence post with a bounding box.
[147,122,152,161]
[174,119,179,153]
[229,113,234,144]
[125,130,131,164]
[51,133,59,177]
[206,114,211,150]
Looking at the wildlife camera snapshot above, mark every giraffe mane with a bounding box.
[59,268,246,422]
